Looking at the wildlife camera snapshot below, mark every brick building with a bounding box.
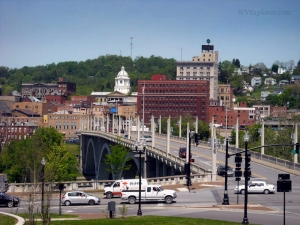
[21,77,76,101]
[137,75,210,124]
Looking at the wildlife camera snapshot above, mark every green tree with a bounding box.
[104,138,132,179]
[271,63,279,73]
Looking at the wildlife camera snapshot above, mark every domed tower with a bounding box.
[114,66,130,94]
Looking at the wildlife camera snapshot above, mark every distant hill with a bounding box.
[0,55,177,96]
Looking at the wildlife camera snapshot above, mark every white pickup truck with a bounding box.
[235,181,275,194]
[121,185,177,204]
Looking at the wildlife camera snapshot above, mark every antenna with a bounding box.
[130,37,133,59]
[181,47,182,61]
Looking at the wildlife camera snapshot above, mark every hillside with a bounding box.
[0,55,176,95]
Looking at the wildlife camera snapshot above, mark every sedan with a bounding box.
[0,192,20,207]
[217,165,234,177]
[61,191,101,206]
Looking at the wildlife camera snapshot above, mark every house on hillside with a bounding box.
[278,67,287,74]
[291,75,300,84]
[264,78,277,85]
[261,91,271,101]
[251,77,261,87]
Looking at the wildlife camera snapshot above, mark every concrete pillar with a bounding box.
[137,115,140,142]
[195,116,198,133]
[118,115,121,136]
[128,117,131,139]
[186,122,189,164]
[159,115,161,134]
[163,164,167,176]
[167,115,170,154]
[179,115,182,138]
[112,114,115,133]
[261,119,265,155]
[211,117,216,182]
[106,114,109,133]
[294,123,298,163]
[151,115,155,148]
[156,160,160,177]
[235,118,239,149]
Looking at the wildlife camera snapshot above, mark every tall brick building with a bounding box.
[137,75,210,124]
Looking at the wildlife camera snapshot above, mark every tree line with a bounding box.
[0,55,176,96]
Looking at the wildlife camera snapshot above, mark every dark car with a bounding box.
[178,147,192,158]
[217,165,234,177]
[0,192,20,207]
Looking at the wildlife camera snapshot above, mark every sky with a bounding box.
[0,0,299,69]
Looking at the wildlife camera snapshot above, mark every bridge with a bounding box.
[78,130,208,181]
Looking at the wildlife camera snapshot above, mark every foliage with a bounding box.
[104,137,132,180]
[0,127,77,183]
[0,55,176,95]
[159,115,209,140]
[0,214,17,225]
[271,63,279,73]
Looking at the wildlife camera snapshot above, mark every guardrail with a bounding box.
[7,174,212,193]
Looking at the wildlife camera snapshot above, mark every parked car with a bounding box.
[124,134,129,139]
[234,181,275,194]
[217,165,234,177]
[61,191,101,206]
[144,135,152,142]
[178,147,192,158]
[0,192,20,207]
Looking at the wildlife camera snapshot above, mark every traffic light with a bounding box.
[296,143,300,154]
[235,153,242,181]
[244,153,251,181]
[194,133,201,146]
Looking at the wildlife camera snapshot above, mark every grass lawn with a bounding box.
[18,215,258,225]
[0,214,17,225]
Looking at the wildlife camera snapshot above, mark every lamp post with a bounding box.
[222,137,229,205]
[134,139,146,216]
[41,157,46,215]
[242,132,249,225]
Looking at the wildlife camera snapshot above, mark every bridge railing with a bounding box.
[7,173,214,193]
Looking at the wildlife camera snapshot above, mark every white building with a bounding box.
[114,66,131,94]
[251,77,261,87]
[278,67,287,74]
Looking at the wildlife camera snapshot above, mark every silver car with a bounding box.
[61,191,101,206]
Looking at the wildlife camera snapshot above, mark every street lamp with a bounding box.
[242,132,249,225]
[134,139,146,216]
[222,137,229,205]
[41,157,46,215]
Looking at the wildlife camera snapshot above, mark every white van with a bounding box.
[104,179,148,198]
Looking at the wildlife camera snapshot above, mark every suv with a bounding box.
[0,192,20,207]
[61,191,101,206]
[178,147,192,158]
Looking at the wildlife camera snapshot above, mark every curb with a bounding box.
[0,212,25,225]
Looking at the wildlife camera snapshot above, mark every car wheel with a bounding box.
[165,196,173,204]
[106,192,113,199]
[7,201,13,208]
[64,200,71,206]
[240,189,245,195]
[88,200,95,205]
[128,197,136,204]
[264,189,270,194]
